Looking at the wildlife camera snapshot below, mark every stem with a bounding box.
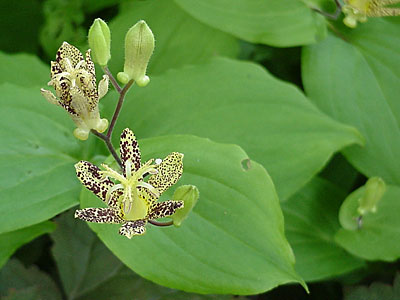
[312,0,342,20]
[102,66,122,93]
[107,79,134,139]
[91,129,123,169]
[149,220,174,227]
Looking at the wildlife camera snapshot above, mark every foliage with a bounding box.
[1,0,399,299]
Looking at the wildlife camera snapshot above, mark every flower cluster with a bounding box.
[342,0,400,27]
[41,42,109,140]
[74,128,185,238]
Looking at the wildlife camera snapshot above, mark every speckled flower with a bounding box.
[41,42,109,140]
[74,128,184,238]
[342,0,400,27]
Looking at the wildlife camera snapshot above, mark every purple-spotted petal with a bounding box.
[148,200,184,220]
[148,152,183,195]
[120,128,141,173]
[74,208,123,223]
[119,220,147,238]
[75,160,113,203]
[56,42,84,67]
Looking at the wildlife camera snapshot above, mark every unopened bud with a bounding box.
[88,18,111,66]
[171,185,199,227]
[358,177,386,215]
[118,20,154,87]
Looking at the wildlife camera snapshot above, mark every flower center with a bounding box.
[100,160,159,220]
[53,58,93,91]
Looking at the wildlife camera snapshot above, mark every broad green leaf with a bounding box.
[0,259,62,300]
[51,210,241,300]
[109,57,363,200]
[0,221,55,268]
[81,135,305,294]
[282,177,365,282]
[107,0,239,76]
[302,21,400,185]
[0,83,81,234]
[173,0,327,47]
[335,184,400,261]
[0,52,48,88]
[344,273,400,300]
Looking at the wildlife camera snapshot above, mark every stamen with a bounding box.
[137,182,160,198]
[100,164,127,183]
[125,160,132,178]
[105,184,124,203]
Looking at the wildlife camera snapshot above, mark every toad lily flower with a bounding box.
[342,0,400,28]
[41,42,109,140]
[74,128,184,238]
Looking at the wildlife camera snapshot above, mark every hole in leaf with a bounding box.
[241,158,251,171]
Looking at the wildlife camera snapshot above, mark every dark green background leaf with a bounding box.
[282,177,365,281]
[0,221,55,268]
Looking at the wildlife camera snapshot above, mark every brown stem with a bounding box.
[312,0,342,20]
[106,79,134,139]
[91,129,123,169]
[102,66,122,93]
[148,220,174,227]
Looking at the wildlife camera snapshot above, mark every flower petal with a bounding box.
[120,128,141,173]
[148,152,183,194]
[75,160,114,204]
[148,200,184,220]
[119,220,147,238]
[56,41,84,67]
[74,208,123,223]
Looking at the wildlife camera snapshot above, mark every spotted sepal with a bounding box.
[120,128,141,174]
[148,152,183,194]
[148,200,184,220]
[75,160,114,203]
[119,220,147,238]
[74,208,123,224]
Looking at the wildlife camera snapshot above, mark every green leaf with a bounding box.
[51,210,123,300]
[81,135,305,294]
[51,211,246,300]
[0,221,55,268]
[335,184,400,261]
[0,83,81,234]
[0,259,62,300]
[302,21,400,185]
[0,51,48,88]
[282,177,365,282]
[173,0,327,47]
[343,273,400,300]
[107,0,239,76]
[109,57,363,200]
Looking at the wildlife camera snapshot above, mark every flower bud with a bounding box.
[88,18,111,66]
[171,185,199,227]
[119,20,154,87]
[357,177,386,215]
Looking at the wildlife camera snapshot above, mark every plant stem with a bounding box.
[102,66,122,93]
[312,0,342,20]
[107,79,134,139]
[149,220,174,227]
[91,130,123,168]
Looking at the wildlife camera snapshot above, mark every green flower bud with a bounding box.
[88,18,111,66]
[119,20,154,87]
[171,185,199,227]
[357,177,386,215]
